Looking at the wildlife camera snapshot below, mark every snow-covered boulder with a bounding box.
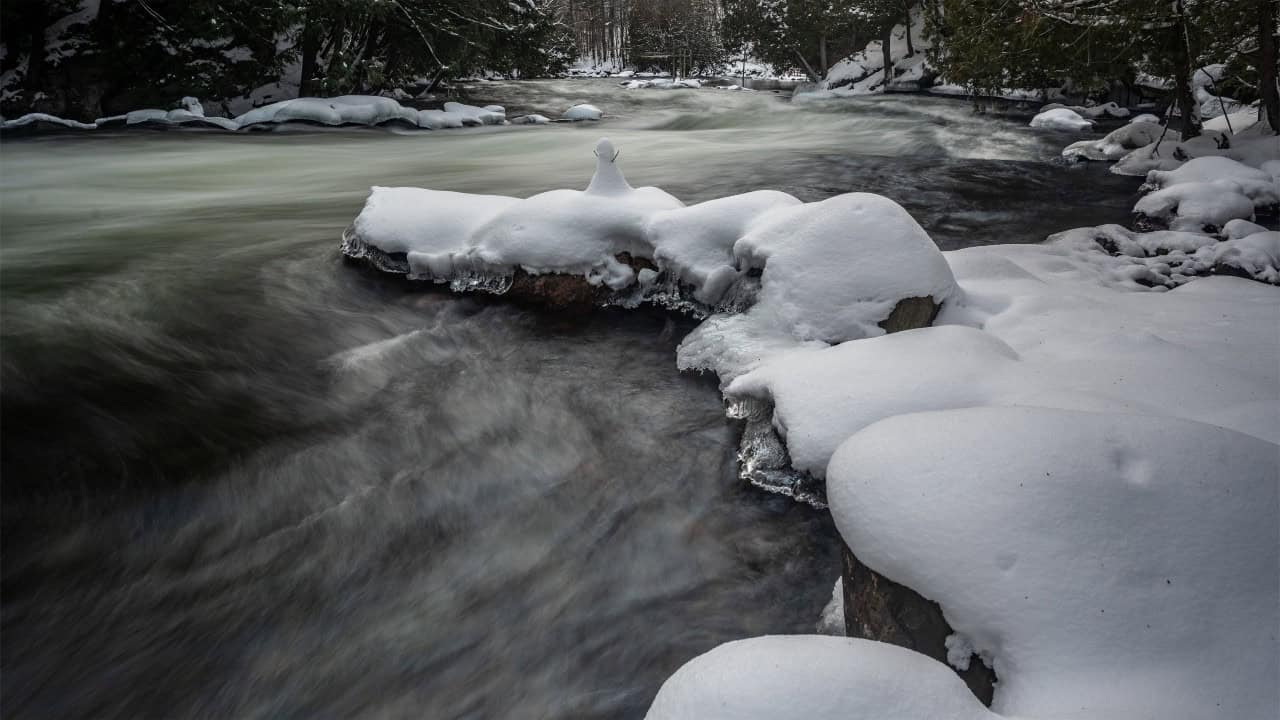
[646,636,993,720]
[828,406,1278,720]
[1028,107,1092,131]
[511,114,551,125]
[1134,156,1278,231]
[1129,113,1162,124]
[676,192,960,382]
[1134,179,1258,232]
[1041,101,1129,119]
[563,104,603,121]
[1206,230,1280,283]
[442,101,505,126]
[345,138,958,360]
[1062,121,1162,162]
[645,190,802,306]
[416,109,465,129]
[236,95,420,128]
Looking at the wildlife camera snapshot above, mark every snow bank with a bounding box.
[1028,107,1092,131]
[646,636,993,720]
[6,95,543,134]
[828,407,1278,720]
[563,104,603,121]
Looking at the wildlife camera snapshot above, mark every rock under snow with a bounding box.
[563,104,603,121]
[236,95,420,128]
[1062,121,1162,162]
[1134,156,1278,231]
[1028,107,1093,131]
[346,139,958,350]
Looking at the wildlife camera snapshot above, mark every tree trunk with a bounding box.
[793,49,820,82]
[903,2,915,56]
[298,16,321,98]
[1172,0,1201,138]
[1260,0,1279,133]
[819,33,828,79]
[881,23,893,89]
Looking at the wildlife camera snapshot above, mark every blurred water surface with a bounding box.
[0,79,1134,719]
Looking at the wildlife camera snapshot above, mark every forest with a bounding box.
[2,0,1276,132]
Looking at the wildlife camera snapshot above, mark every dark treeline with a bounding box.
[723,0,1278,136]
[549,0,727,74]
[0,0,576,120]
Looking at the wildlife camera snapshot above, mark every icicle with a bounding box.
[585,138,633,196]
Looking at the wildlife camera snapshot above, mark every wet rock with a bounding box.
[878,296,941,334]
[841,541,997,705]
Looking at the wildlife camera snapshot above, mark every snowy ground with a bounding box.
[344,130,1278,719]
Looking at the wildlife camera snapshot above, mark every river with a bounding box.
[0,79,1137,719]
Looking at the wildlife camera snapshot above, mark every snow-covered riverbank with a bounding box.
[1,95,603,133]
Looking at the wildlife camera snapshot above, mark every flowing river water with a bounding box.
[0,79,1138,719]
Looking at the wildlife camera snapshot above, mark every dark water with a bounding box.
[1,80,1137,718]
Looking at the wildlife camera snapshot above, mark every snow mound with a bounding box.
[821,8,934,95]
[236,95,420,128]
[1029,107,1093,131]
[1134,179,1259,231]
[416,109,465,129]
[563,104,603,121]
[1135,156,1278,231]
[348,141,959,322]
[1129,113,1162,124]
[828,406,1279,720]
[1062,122,1162,162]
[442,101,505,126]
[347,139,959,384]
[512,114,551,125]
[1040,101,1129,119]
[676,193,960,382]
[646,636,992,720]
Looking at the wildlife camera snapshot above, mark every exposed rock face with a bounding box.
[878,295,941,333]
[842,541,997,705]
